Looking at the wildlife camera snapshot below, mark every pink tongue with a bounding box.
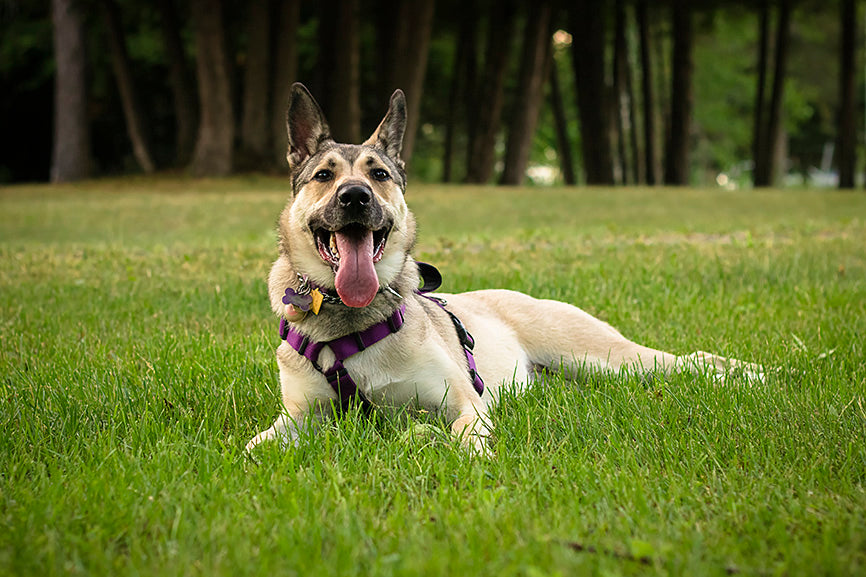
[334,229,379,308]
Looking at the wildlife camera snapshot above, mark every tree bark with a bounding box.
[569,0,614,185]
[664,0,694,186]
[637,0,658,185]
[837,0,857,189]
[190,0,234,176]
[501,1,553,185]
[101,0,155,174]
[239,0,271,166]
[384,0,435,165]
[755,0,792,187]
[51,0,90,182]
[549,55,576,185]
[157,0,197,166]
[270,0,300,169]
[752,0,770,187]
[321,0,361,143]
[624,3,643,184]
[461,1,481,180]
[443,0,477,182]
[465,0,517,183]
[612,0,629,184]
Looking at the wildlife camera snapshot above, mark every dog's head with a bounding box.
[279,83,415,309]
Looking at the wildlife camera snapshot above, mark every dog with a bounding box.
[245,83,762,455]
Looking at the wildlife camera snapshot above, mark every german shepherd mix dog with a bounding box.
[246,84,761,455]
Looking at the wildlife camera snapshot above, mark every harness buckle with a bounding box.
[353,332,366,351]
[297,335,310,355]
[448,313,475,350]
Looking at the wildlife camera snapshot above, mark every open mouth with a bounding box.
[315,224,390,269]
[312,223,391,308]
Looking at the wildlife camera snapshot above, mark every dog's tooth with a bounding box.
[330,232,339,258]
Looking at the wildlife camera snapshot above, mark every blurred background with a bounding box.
[1,0,862,189]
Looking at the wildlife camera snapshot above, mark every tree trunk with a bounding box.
[270,0,300,170]
[837,0,857,189]
[101,0,155,174]
[380,0,435,165]
[637,0,658,185]
[157,0,197,166]
[654,3,671,181]
[443,0,477,182]
[569,0,614,185]
[752,0,770,187]
[51,0,90,182]
[461,1,481,180]
[549,54,576,185]
[190,0,234,176]
[612,0,630,184]
[239,0,271,167]
[501,1,553,185]
[321,0,361,143]
[664,0,694,186]
[465,0,517,183]
[755,0,792,187]
[624,3,643,185]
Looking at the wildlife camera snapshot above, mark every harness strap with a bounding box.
[280,304,406,409]
[278,262,483,410]
[416,262,484,397]
[418,294,485,397]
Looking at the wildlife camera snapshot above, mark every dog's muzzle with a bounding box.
[309,181,391,308]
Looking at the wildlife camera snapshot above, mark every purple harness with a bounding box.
[278,263,484,410]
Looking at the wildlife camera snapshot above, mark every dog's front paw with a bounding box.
[452,414,493,458]
[244,413,299,453]
[244,430,273,452]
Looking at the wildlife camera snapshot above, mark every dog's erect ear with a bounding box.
[363,89,407,162]
[286,83,331,170]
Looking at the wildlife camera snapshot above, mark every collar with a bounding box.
[286,273,404,311]
[286,261,440,312]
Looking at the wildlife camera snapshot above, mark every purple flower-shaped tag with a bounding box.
[282,287,314,312]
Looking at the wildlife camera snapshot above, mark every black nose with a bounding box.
[338,185,372,208]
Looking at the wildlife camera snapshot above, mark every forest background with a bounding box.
[0,0,862,190]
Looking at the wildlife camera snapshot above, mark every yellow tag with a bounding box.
[310,289,323,314]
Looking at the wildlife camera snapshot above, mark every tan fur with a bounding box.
[246,85,762,456]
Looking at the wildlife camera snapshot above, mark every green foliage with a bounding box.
[1,1,859,185]
[693,8,826,180]
[2,178,866,575]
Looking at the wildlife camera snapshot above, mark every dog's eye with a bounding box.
[313,169,333,182]
[371,168,391,181]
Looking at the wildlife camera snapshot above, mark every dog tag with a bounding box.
[284,303,307,322]
[310,289,324,315]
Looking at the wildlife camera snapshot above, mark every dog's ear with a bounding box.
[364,89,406,163]
[286,83,331,171]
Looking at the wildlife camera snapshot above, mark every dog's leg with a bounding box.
[474,291,761,381]
[245,352,333,452]
[520,301,764,382]
[450,401,492,456]
[475,292,677,374]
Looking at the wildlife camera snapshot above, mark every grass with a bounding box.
[1,175,865,576]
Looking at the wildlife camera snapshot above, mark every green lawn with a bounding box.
[1,176,865,576]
